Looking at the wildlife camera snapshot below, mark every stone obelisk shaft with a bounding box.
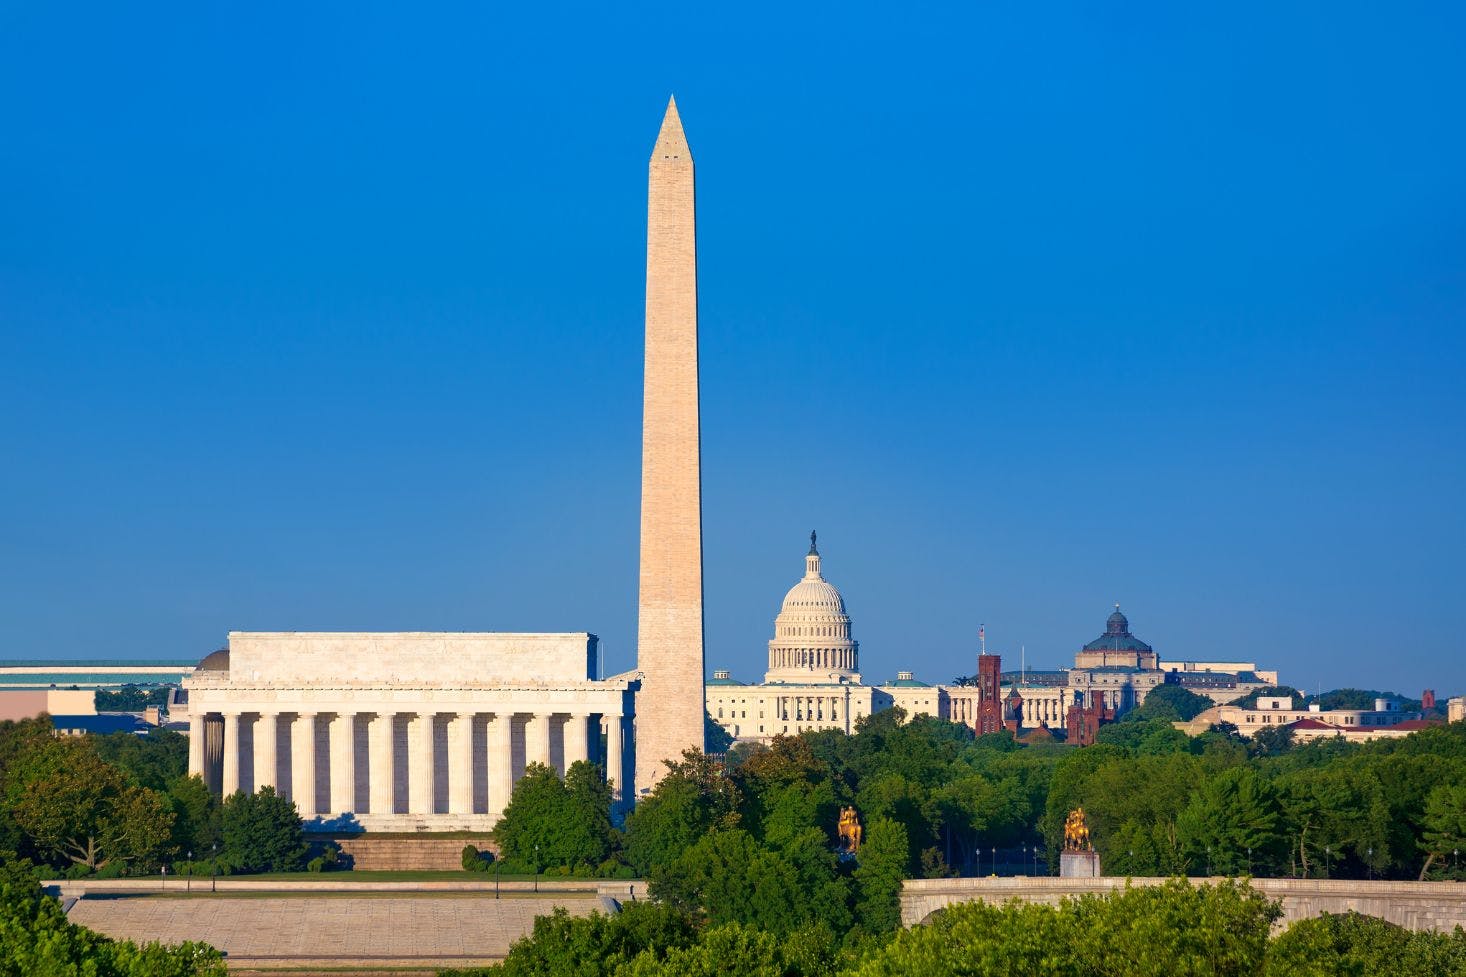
[636,96,705,799]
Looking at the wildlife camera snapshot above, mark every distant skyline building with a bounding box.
[706,536,959,744]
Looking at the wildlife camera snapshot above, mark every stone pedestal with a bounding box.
[1060,850,1102,878]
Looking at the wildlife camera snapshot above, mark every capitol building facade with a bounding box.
[705,534,981,743]
[706,537,1281,747]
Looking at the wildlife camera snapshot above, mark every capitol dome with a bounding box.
[764,532,860,684]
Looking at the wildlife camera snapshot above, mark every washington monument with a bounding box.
[636,96,705,797]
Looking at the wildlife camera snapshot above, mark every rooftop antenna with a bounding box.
[979,624,986,656]
[1021,644,1026,686]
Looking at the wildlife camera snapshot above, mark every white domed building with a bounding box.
[706,534,960,745]
[764,533,861,685]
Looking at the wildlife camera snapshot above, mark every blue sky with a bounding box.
[2,3,1463,695]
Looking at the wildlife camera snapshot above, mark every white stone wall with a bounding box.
[227,632,598,685]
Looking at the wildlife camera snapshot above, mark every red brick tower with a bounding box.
[975,653,1005,735]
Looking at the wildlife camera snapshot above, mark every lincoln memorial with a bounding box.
[184,632,638,830]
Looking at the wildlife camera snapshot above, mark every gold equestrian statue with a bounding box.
[1063,807,1092,852]
[837,806,863,852]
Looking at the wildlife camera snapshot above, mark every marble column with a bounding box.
[448,712,473,815]
[188,711,205,778]
[329,712,356,814]
[369,712,395,814]
[291,713,318,818]
[408,712,435,814]
[526,712,552,769]
[221,712,241,796]
[254,713,278,791]
[605,713,624,807]
[564,714,589,769]
[489,713,513,820]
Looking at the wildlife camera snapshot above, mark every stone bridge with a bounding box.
[901,877,1466,933]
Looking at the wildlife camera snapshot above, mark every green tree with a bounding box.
[1249,723,1295,757]
[854,773,931,874]
[854,879,1276,977]
[94,728,188,792]
[853,816,908,934]
[219,785,306,873]
[0,717,53,858]
[624,750,740,878]
[494,762,614,872]
[7,738,174,870]
[616,921,839,977]
[1175,767,1285,876]
[166,774,221,856]
[439,902,697,977]
[1419,782,1466,880]
[1277,766,1387,878]
[0,859,225,976]
[1125,684,1214,723]
[1231,686,1304,710]
[1266,911,1466,977]
[94,685,172,713]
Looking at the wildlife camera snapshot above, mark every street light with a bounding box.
[1021,845,1028,875]
[1324,846,1331,879]
[211,842,219,893]
[161,863,167,890]
[991,847,996,877]
[1032,845,1039,876]
[534,844,540,893]
[186,851,193,892]
[1367,847,1374,881]
[1206,846,1212,877]
[1247,847,1252,876]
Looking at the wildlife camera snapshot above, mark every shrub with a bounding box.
[461,844,493,872]
[0,858,225,975]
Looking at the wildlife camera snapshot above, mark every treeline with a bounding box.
[442,880,1466,977]
[94,685,172,712]
[0,860,224,976]
[489,705,1466,936]
[0,717,310,878]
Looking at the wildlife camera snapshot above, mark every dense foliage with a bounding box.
[219,786,307,873]
[0,718,309,878]
[442,879,1466,977]
[0,859,224,976]
[493,761,619,873]
[94,685,172,713]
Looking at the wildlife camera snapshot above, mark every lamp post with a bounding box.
[1032,845,1039,876]
[495,859,500,899]
[1021,845,1027,876]
[161,863,167,890]
[1324,846,1331,879]
[534,844,540,893]
[1367,847,1374,881]
[1247,847,1252,877]
[991,846,996,877]
[211,842,218,893]
[1206,846,1212,877]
